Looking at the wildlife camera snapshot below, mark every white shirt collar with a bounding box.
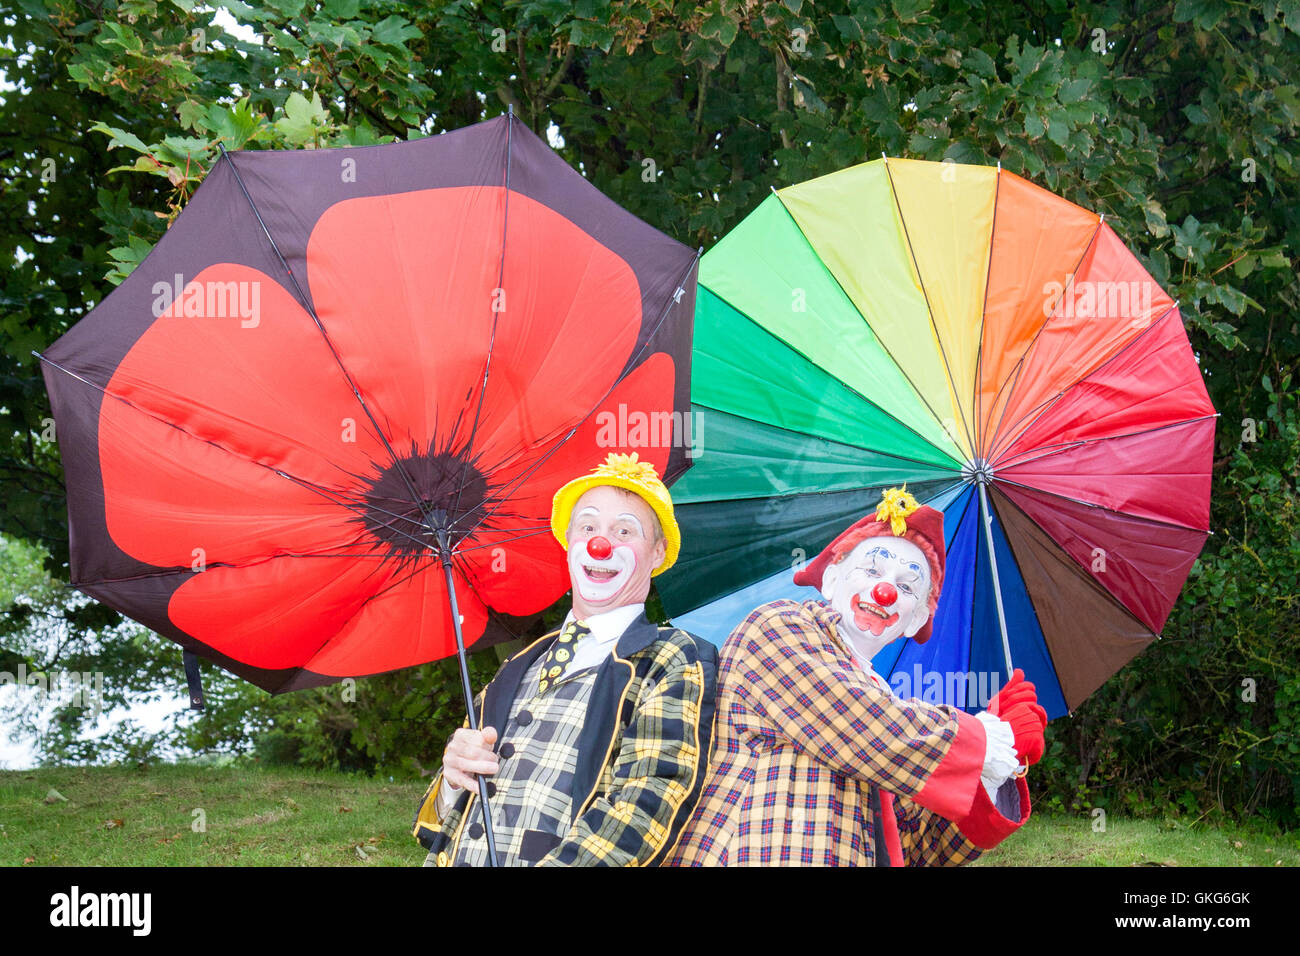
[562,603,644,645]
[560,603,644,672]
[845,636,895,696]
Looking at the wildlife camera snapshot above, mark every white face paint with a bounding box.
[565,486,664,619]
[821,536,932,661]
[568,521,636,603]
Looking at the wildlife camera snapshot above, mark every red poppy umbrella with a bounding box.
[37,112,698,710]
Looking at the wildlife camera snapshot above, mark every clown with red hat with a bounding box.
[669,487,1046,867]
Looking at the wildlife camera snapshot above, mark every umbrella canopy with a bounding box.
[657,157,1215,719]
[38,112,700,694]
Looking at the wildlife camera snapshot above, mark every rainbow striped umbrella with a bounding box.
[657,158,1215,719]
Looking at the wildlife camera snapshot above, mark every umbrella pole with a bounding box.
[436,533,502,868]
[977,482,1015,677]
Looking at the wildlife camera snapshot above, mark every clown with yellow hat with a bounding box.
[415,452,716,868]
[550,452,681,621]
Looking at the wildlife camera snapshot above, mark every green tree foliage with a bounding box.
[2,1,1297,819]
[1034,378,1300,826]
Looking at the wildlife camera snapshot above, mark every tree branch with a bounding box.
[773,47,792,151]
[692,62,711,161]
[540,44,574,100]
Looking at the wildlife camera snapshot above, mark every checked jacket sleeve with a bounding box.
[736,601,987,822]
[536,638,713,867]
[890,773,1032,865]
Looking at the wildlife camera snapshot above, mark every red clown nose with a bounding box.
[871,581,898,607]
[586,536,613,560]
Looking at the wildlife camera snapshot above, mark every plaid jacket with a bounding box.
[414,613,718,866]
[668,600,1030,866]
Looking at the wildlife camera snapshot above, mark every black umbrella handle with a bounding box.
[440,548,502,868]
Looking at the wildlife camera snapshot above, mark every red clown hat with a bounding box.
[793,488,946,644]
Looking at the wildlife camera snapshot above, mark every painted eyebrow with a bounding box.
[615,513,645,533]
[575,507,600,519]
[863,549,926,581]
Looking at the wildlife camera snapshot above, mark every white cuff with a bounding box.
[435,778,462,819]
[975,710,1019,792]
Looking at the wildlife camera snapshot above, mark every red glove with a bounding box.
[988,669,1048,765]
[988,668,1035,714]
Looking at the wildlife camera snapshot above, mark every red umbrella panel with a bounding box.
[39,113,699,695]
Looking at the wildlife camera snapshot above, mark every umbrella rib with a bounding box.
[349,553,439,606]
[763,189,966,468]
[349,525,552,610]
[991,474,1213,534]
[985,484,1159,714]
[688,280,967,470]
[68,529,394,588]
[33,350,380,498]
[454,400,629,496]
[36,350,367,505]
[216,145,435,539]
[989,413,1218,473]
[70,550,392,588]
[984,301,1182,463]
[685,398,967,477]
[301,475,485,559]
[455,524,550,535]
[978,482,1015,674]
[274,471,451,556]
[33,351,450,564]
[880,156,978,460]
[464,418,582,481]
[981,215,1105,459]
[454,528,551,554]
[949,484,983,681]
[450,109,514,526]
[699,474,966,504]
[979,487,1075,713]
[344,505,432,549]
[449,246,704,539]
[350,494,431,529]
[972,165,1002,460]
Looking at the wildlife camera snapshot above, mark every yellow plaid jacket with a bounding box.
[669,600,1029,866]
[414,613,718,866]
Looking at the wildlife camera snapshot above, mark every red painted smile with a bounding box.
[851,592,900,636]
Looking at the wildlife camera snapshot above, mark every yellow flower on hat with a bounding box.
[594,451,661,483]
[550,451,681,575]
[875,486,920,536]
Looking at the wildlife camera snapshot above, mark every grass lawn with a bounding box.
[971,807,1300,867]
[2,763,420,867]
[3,763,1297,866]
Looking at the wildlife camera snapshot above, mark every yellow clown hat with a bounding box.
[550,452,680,575]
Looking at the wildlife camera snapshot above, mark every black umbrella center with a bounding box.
[361,450,487,560]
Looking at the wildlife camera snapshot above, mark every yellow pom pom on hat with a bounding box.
[875,486,921,536]
[550,452,681,576]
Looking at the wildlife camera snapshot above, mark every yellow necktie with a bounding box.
[536,620,591,696]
